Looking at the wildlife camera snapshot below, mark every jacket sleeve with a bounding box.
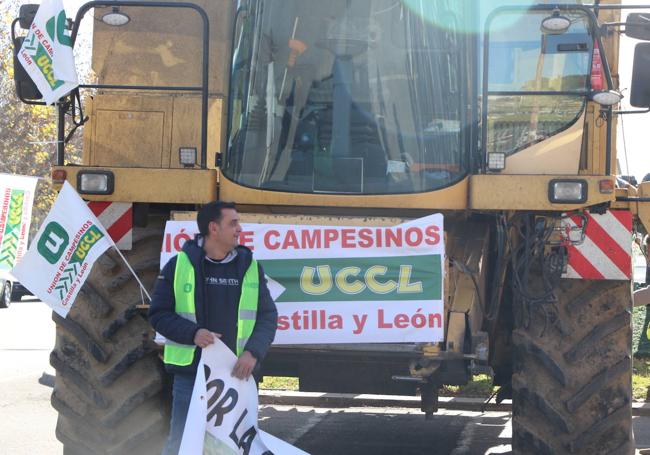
[244,262,278,361]
[148,257,200,346]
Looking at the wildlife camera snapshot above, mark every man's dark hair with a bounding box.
[197,201,236,236]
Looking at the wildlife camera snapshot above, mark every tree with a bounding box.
[1,1,88,234]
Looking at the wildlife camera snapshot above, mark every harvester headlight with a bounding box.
[101,7,130,26]
[549,179,587,204]
[487,152,506,171]
[179,147,197,167]
[591,90,623,107]
[541,8,571,35]
[78,171,114,195]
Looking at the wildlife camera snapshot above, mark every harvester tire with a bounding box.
[512,279,634,455]
[50,228,170,455]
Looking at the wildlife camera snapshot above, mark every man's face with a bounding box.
[208,208,242,250]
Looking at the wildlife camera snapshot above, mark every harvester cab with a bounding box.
[9,1,650,454]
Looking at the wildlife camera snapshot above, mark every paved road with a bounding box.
[0,298,61,454]
[1,298,649,455]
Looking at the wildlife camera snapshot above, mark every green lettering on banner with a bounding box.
[0,190,26,268]
[34,43,63,90]
[70,225,104,264]
[261,255,441,303]
[37,221,69,264]
[53,225,104,299]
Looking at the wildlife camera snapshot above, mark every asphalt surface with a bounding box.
[1,298,650,455]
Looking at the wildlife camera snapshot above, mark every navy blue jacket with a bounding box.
[148,237,278,376]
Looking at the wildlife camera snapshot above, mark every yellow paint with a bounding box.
[53,166,217,203]
[335,267,365,295]
[219,175,469,210]
[397,266,423,294]
[365,266,397,294]
[470,175,614,210]
[300,266,332,296]
[503,116,584,174]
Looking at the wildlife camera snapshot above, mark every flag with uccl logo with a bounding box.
[17,0,78,105]
[0,174,38,280]
[12,182,112,317]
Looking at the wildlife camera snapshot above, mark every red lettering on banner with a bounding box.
[377,309,442,329]
[173,229,190,251]
[394,313,409,328]
[341,229,355,248]
[405,227,423,247]
[239,231,254,249]
[277,310,343,331]
[357,228,373,248]
[385,228,402,247]
[375,228,383,247]
[425,225,441,245]
[21,50,33,65]
[301,230,321,249]
[324,229,339,248]
[277,317,290,330]
[264,230,280,250]
[283,230,300,249]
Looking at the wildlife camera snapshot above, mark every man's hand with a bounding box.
[232,351,257,380]
[194,329,221,348]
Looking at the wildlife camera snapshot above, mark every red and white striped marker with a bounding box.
[562,210,632,280]
[88,202,133,250]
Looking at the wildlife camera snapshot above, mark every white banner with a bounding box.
[162,215,445,344]
[17,0,78,104]
[179,339,309,455]
[12,182,112,317]
[0,174,38,280]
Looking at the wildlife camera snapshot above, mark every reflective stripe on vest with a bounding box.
[237,259,259,356]
[163,251,197,366]
[163,253,260,366]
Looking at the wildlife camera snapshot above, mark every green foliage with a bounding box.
[260,376,299,391]
[633,358,650,402]
[441,374,496,398]
[0,1,87,235]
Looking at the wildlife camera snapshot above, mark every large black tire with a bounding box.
[50,227,170,455]
[0,281,11,308]
[512,279,634,455]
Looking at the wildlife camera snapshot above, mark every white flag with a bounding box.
[0,174,38,280]
[12,182,112,317]
[17,0,78,105]
[179,340,309,455]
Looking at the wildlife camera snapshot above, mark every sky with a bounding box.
[43,0,650,182]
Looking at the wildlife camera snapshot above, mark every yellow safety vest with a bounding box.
[163,251,260,366]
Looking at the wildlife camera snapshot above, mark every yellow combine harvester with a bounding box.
[11,0,650,453]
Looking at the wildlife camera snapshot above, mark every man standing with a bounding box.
[149,201,278,455]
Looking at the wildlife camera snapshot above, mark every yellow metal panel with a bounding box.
[170,97,223,169]
[81,96,93,165]
[93,110,165,167]
[218,175,469,210]
[92,0,234,95]
[470,175,614,210]
[503,115,584,174]
[173,212,409,227]
[86,94,173,168]
[53,167,217,204]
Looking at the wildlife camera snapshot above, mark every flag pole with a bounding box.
[111,245,152,302]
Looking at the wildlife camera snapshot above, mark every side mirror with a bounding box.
[13,37,42,101]
[18,4,39,30]
[625,13,650,41]
[631,43,650,108]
